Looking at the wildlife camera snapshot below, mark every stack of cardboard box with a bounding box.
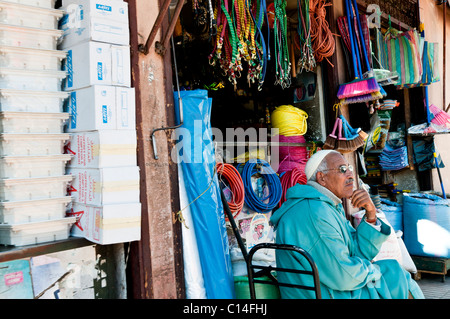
[59,0,141,244]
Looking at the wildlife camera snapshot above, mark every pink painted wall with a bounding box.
[419,0,450,195]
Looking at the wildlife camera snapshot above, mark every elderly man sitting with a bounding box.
[270,150,424,299]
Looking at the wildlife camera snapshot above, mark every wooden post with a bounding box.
[126,0,185,299]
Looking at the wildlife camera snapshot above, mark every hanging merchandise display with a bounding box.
[429,104,450,128]
[309,0,335,66]
[273,0,291,88]
[384,26,423,88]
[363,109,391,152]
[371,17,439,89]
[337,0,382,104]
[270,104,308,136]
[209,0,270,90]
[324,104,367,153]
[278,166,307,207]
[372,27,399,86]
[420,40,440,86]
[239,159,282,214]
[296,0,315,72]
[217,162,245,220]
[323,116,366,153]
[377,99,400,111]
[411,137,445,172]
[175,89,235,299]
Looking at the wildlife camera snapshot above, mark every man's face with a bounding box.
[317,153,355,199]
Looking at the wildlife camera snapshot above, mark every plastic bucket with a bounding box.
[234,276,281,299]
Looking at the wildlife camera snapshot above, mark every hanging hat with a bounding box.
[305,150,341,180]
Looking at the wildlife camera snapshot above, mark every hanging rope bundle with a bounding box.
[217,162,245,219]
[208,0,270,90]
[309,0,335,66]
[278,167,307,207]
[273,0,291,88]
[296,0,316,72]
[240,159,282,213]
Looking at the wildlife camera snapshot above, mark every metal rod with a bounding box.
[138,0,172,54]
[156,0,186,55]
[150,34,183,159]
[220,188,248,263]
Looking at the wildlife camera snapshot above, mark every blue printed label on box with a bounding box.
[102,105,108,123]
[96,4,112,12]
[70,92,77,129]
[66,49,73,88]
[97,62,103,81]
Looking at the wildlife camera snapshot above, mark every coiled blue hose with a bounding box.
[240,159,282,213]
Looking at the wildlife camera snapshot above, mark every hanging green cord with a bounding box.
[273,0,291,88]
[297,0,315,72]
[221,0,238,66]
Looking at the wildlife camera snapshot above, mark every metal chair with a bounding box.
[246,242,322,299]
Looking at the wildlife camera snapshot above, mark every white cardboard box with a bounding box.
[66,130,136,168]
[59,0,129,48]
[61,0,128,22]
[115,86,135,129]
[63,41,112,90]
[65,85,135,131]
[66,85,115,132]
[63,42,131,90]
[67,166,140,205]
[68,202,141,244]
[111,45,130,87]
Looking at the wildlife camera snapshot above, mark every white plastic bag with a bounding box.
[396,231,417,273]
[352,210,403,265]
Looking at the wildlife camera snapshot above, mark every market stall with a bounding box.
[170,0,450,298]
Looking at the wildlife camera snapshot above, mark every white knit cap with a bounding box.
[305,150,341,180]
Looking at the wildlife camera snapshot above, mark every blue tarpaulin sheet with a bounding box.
[174,89,235,299]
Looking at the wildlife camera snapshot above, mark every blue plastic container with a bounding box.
[380,198,403,233]
[403,193,450,258]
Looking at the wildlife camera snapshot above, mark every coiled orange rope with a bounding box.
[217,162,245,220]
[309,0,336,66]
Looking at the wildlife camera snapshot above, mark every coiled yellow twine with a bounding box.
[271,105,308,136]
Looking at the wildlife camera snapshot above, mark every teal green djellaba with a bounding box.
[270,183,424,299]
